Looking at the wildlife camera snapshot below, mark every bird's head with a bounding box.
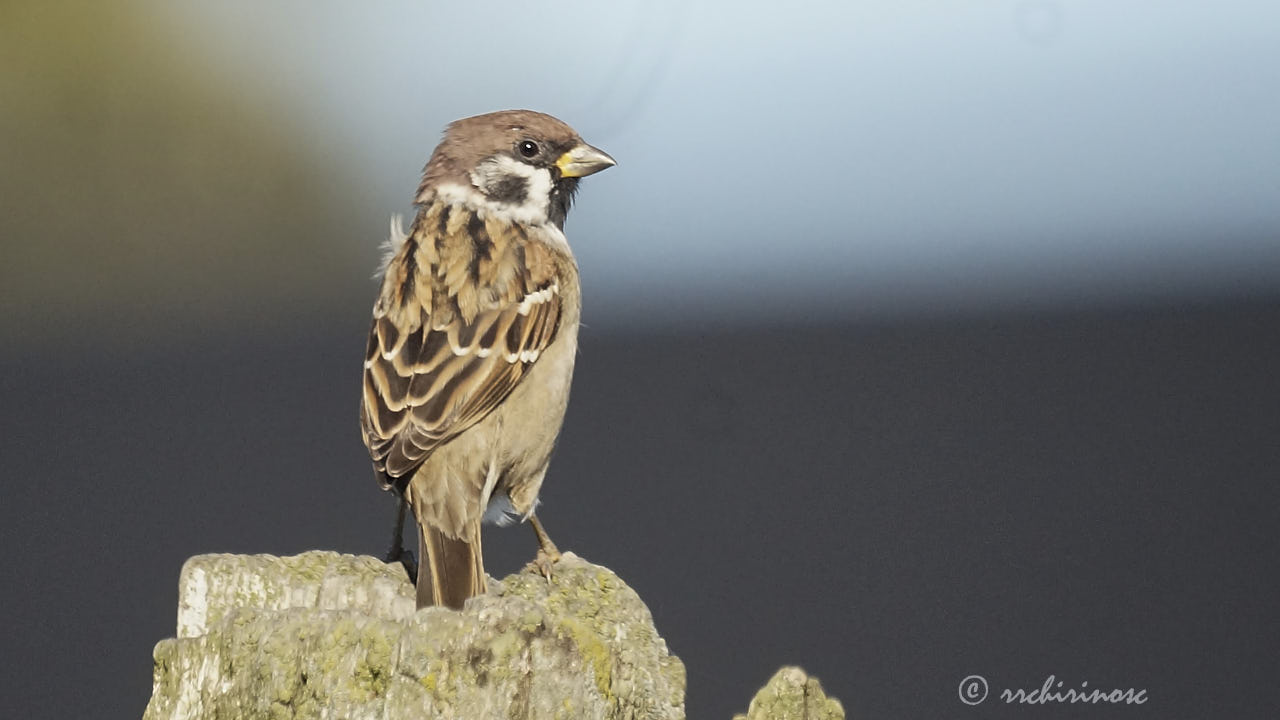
[418,110,615,228]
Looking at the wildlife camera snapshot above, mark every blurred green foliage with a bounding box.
[1,1,371,343]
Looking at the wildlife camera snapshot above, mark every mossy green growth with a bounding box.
[733,667,844,720]
[147,551,688,720]
[352,658,388,700]
[558,616,614,699]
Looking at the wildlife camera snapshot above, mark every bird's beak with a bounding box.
[555,143,616,178]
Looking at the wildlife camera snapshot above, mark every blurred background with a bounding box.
[3,1,1279,717]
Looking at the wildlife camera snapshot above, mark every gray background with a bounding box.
[3,1,1279,717]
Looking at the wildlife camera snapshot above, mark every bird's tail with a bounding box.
[417,520,485,609]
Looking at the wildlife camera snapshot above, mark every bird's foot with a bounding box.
[526,514,563,581]
[384,491,418,583]
[384,543,418,584]
[529,545,562,582]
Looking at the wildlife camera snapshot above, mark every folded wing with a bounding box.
[360,204,564,481]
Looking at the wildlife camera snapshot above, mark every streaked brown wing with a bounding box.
[360,205,563,480]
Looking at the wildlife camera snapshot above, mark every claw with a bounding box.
[387,547,418,584]
[531,546,562,581]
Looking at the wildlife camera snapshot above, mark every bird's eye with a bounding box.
[517,140,540,158]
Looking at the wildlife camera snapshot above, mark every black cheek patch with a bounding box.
[487,175,528,206]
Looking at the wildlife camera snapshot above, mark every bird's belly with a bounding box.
[408,304,579,538]
[483,318,579,518]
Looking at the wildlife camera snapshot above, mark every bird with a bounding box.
[359,110,615,609]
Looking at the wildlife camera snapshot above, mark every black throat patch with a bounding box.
[548,177,579,229]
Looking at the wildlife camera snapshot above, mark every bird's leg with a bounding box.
[384,492,418,584]
[528,514,561,581]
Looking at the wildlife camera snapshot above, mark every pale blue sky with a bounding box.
[163,0,1280,322]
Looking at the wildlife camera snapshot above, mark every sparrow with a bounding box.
[360,110,615,609]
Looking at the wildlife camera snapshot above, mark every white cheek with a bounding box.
[523,166,553,211]
[458,156,556,226]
